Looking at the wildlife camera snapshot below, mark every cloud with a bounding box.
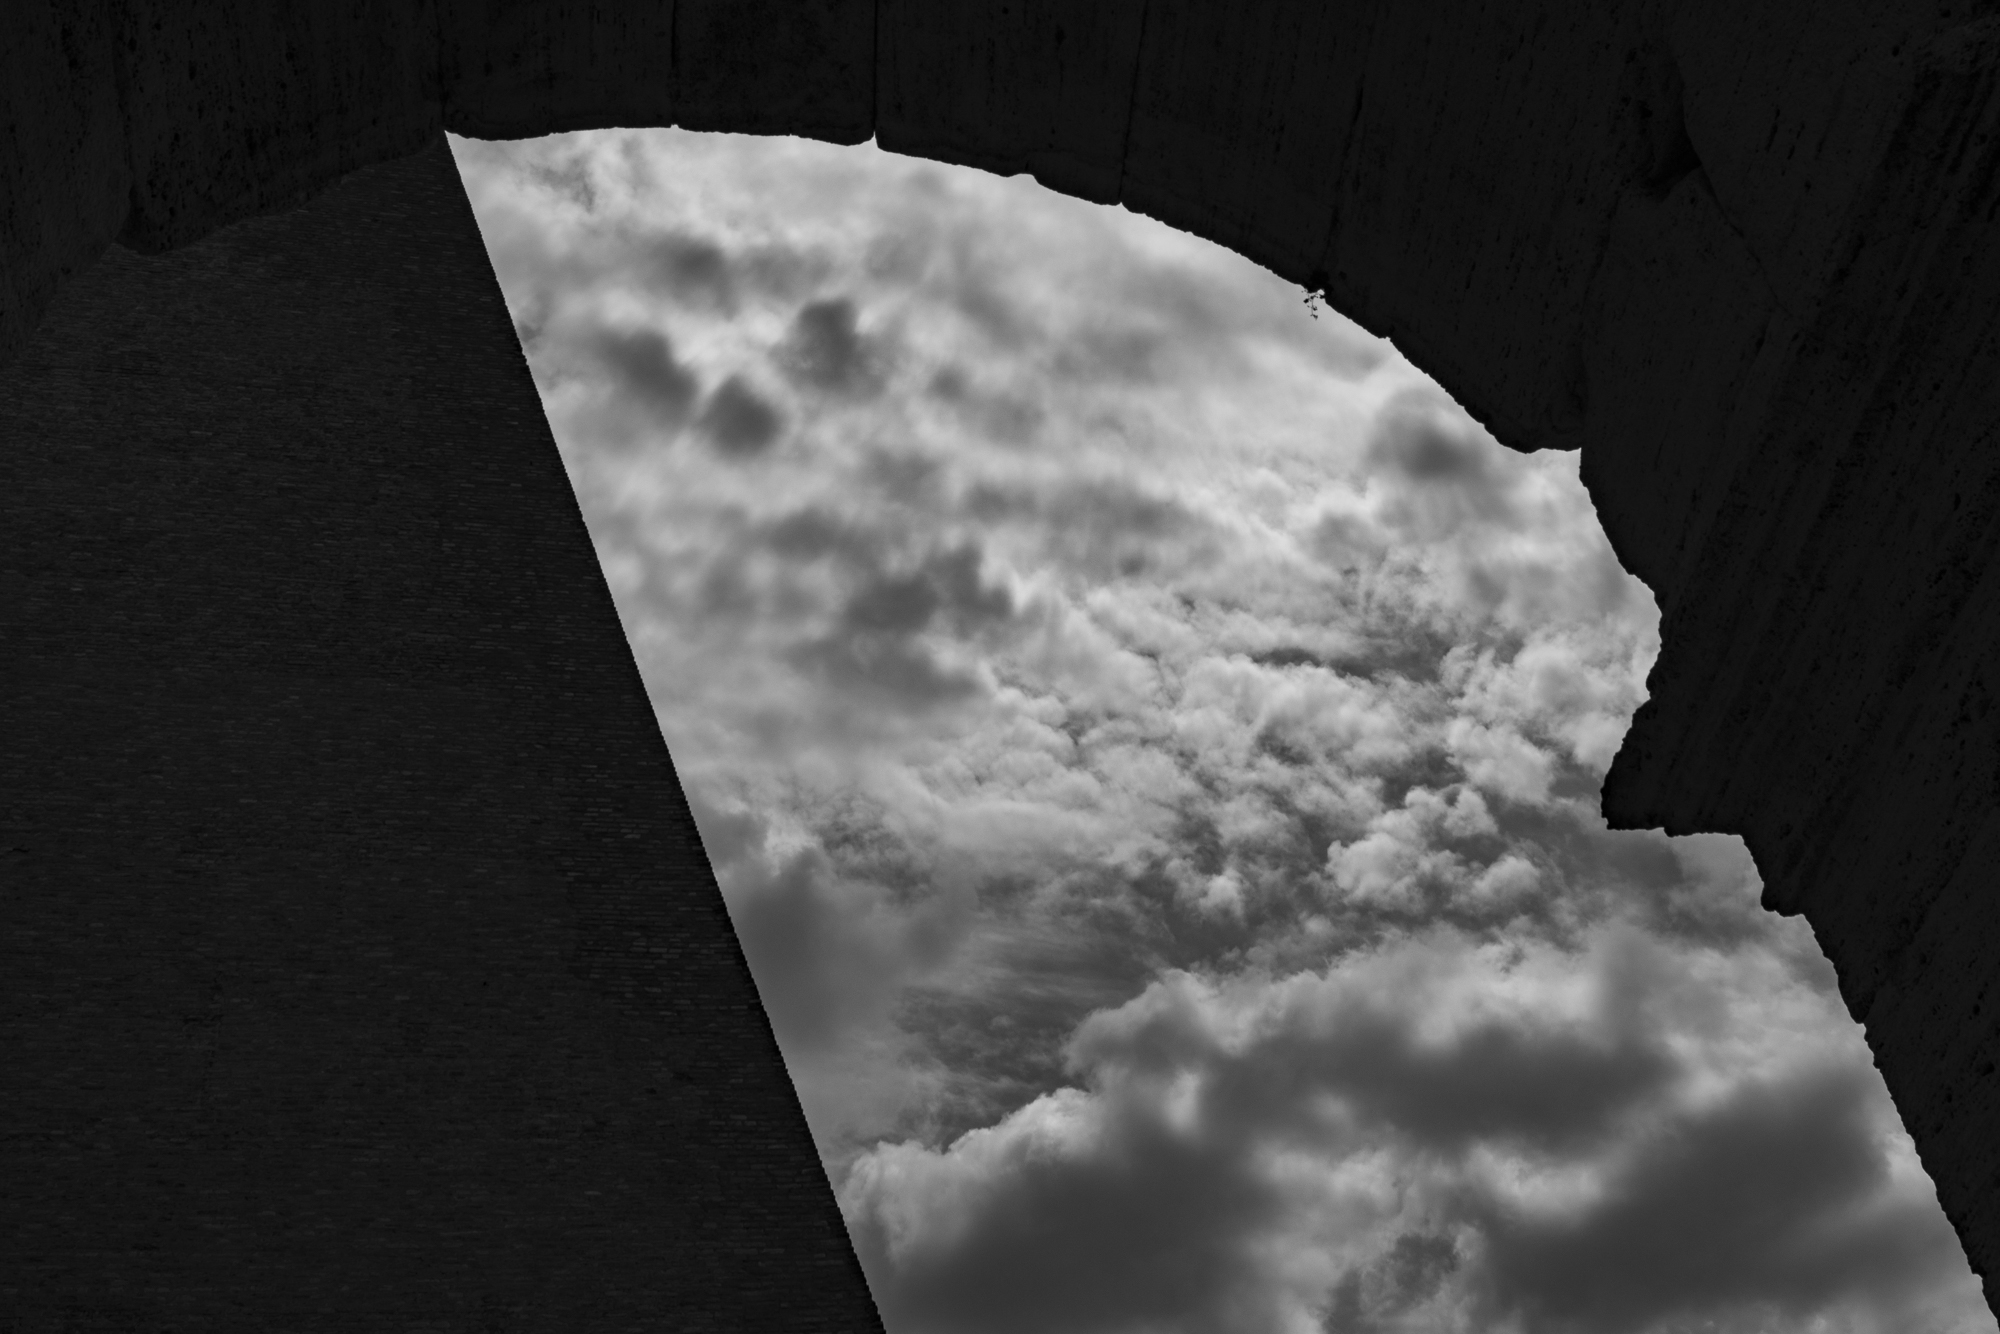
[1324,785,1498,913]
[724,844,905,1054]
[1340,388,1646,640]
[786,631,987,713]
[924,544,1019,630]
[927,365,1048,446]
[844,1087,1290,1334]
[729,536,1025,717]
[695,791,965,1166]
[451,126,1992,1334]
[1320,1231,1462,1334]
[631,229,737,311]
[698,372,786,455]
[1064,929,1684,1157]
[592,324,700,413]
[1470,1062,1969,1334]
[845,930,1964,1334]
[1364,389,1528,535]
[1465,851,1542,911]
[779,295,882,394]
[521,151,600,213]
[566,322,705,449]
[1443,715,1558,806]
[962,473,1219,587]
[837,542,1016,637]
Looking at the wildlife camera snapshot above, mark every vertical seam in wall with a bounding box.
[1311,0,1379,300]
[108,0,141,241]
[1114,0,1151,205]
[105,0,135,148]
[431,0,446,132]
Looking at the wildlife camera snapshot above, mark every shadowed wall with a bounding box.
[4,0,1997,1326]
[1,137,882,1329]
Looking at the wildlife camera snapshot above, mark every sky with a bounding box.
[448,126,1995,1334]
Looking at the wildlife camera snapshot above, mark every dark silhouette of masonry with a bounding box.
[2,138,877,1331]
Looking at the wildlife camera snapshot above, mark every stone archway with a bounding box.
[6,1,1997,1325]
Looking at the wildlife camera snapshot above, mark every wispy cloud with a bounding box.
[452,126,1994,1334]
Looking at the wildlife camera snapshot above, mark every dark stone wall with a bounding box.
[2,134,882,1331]
[3,0,1997,1325]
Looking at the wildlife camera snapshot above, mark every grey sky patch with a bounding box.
[698,373,786,456]
[961,474,1212,584]
[723,847,903,1055]
[634,229,735,310]
[1469,1062,1962,1334]
[787,631,985,712]
[741,509,1018,643]
[509,294,549,349]
[523,154,597,212]
[927,220,1041,349]
[760,505,880,565]
[1073,947,1677,1161]
[893,1014,1076,1148]
[1319,1271,1366,1334]
[1379,1232,1460,1310]
[1320,1233,1460,1334]
[952,267,1034,349]
[1599,824,1782,952]
[930,365,970,400]
[849,1113,1288,1334]
[1057,248,1305,387]
[896,926,1169,1146]
[928,365,1047,445]
[1307,509,1393,577]
[692,552,760,620]
[1301,333,1393,382]
[1248,623,1462,690]
[1056,322,1170,384]
[845,570,943,635]
[1248,645,1340,672]
[1283,1008,1676,1154]
[588,324,700,420]
[864,447,948,508]
[862,225,936,288]
[685,787,767,869]
[925,543,1017,631]
[1373,410,1488,483]
[1365,393,1527,539]
[778,296,879,394]
[739,241,835,304]
[845,934,1697,1334]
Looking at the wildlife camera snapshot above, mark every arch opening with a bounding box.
[456,124,1996,1334]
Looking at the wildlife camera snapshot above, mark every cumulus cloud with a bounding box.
[591,323,700,415]
[846,930,1975,1334]
[633,229,737,311]
[698,372,786,455]
[779,295,882,394]
[1468,1061,1966,1334]
[451,126,1993,1334]
[1323,784,1500,913]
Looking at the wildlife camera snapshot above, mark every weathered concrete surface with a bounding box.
[2,134,883,1332]
[3,0,1997,1323]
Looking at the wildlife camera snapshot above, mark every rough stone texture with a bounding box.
[1,137,881,1330]
[2,0,1997,1325]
